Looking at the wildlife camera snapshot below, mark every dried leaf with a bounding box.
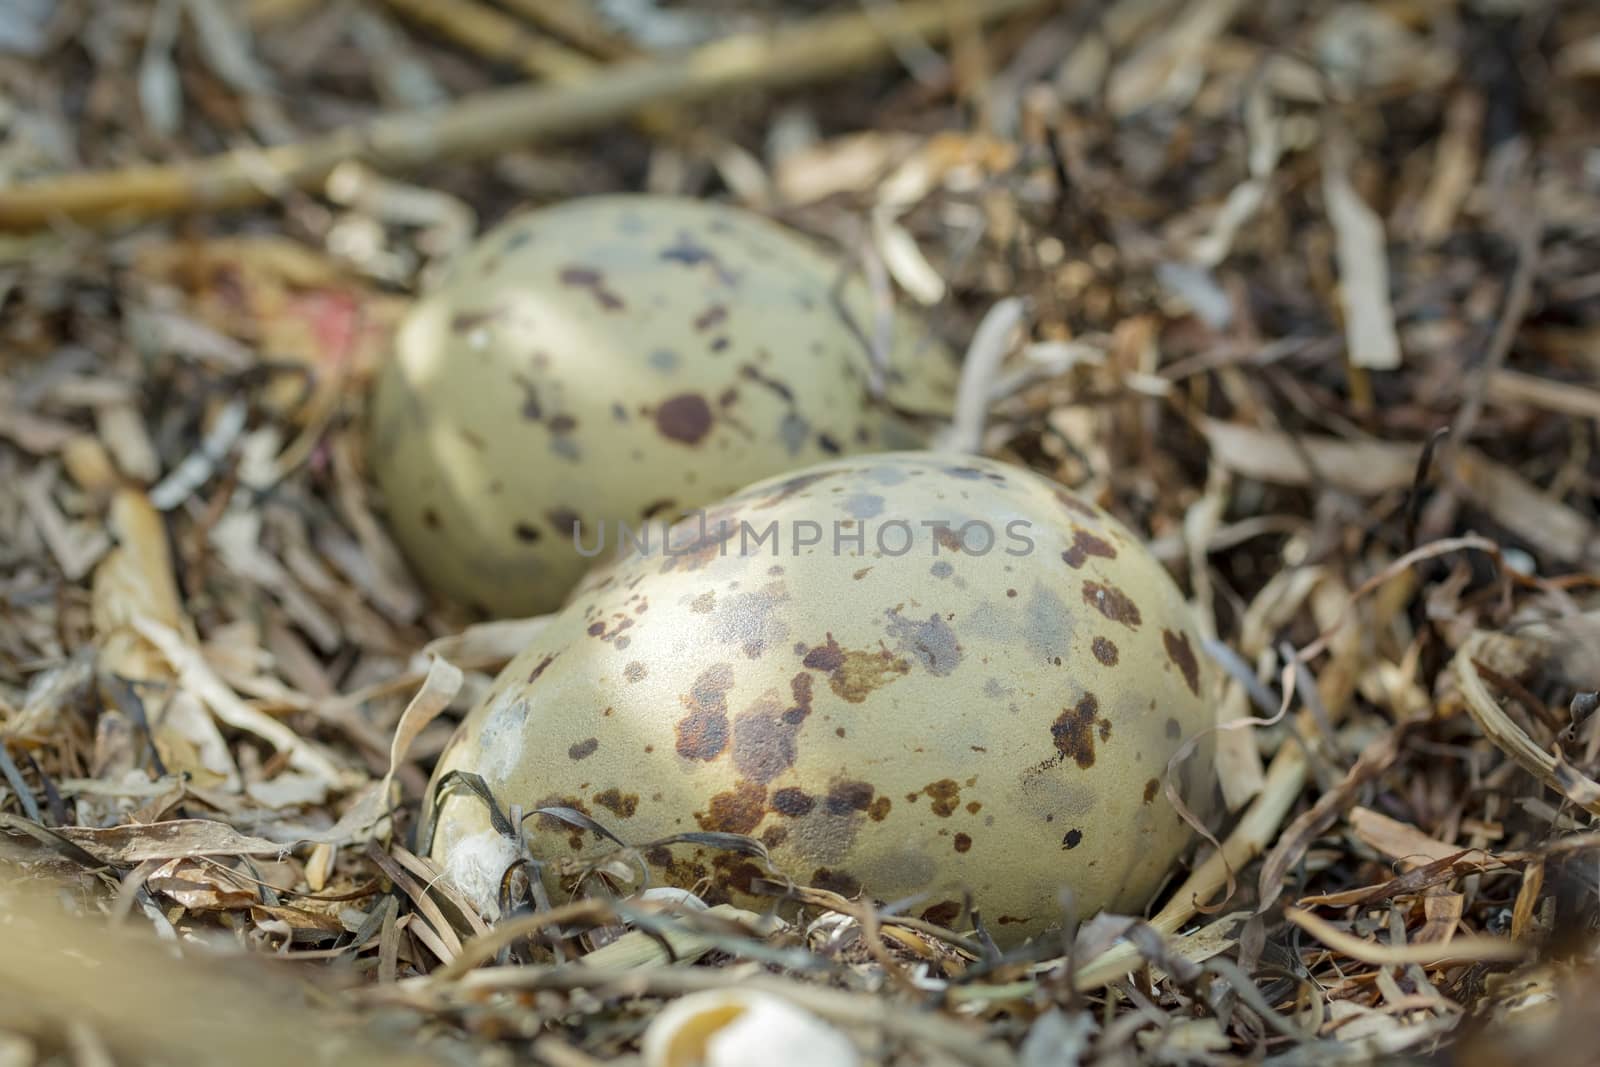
[1323,135,1401,370]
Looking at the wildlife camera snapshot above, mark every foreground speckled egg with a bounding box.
[367,195,956,616]
[422,453,1218,945]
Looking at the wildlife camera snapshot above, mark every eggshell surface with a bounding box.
[423,453,1218,944]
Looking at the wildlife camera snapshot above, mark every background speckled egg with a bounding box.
[366,195,957,617]
[421,453,1220,945]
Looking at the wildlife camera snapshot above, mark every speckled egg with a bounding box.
[420,453,1218,945]
[366,195,956,617]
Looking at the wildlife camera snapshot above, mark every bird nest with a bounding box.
[2,1,1599,1064]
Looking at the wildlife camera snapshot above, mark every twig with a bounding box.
[376,0,681,140]
[494,0,635,60]
[0,0,1052,230]
[1448,186,1542,452]
[1284,907,1527,966]
[377,0,595,80]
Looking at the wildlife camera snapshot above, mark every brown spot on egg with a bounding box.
[1051,695,1105,769]
[546,507,582,537]
[761,825,789,848]
[811,868,861,897]
[513,522,542,543]
[694,304,729,332]
[732,693,800,784]
[933,525,964,553]
[658,505,741,572]
[712,856,765,895]
[1091,637,1119,666]
[558,266,624,310]
[801,634,910,702]
[568,737,598,761]
[1163,629,1201,695]
[527,652,558,683]
[954,833,972,853]
[1061,528,1117,569]
[675,664,734,761]
[920,900,961,926]
[422,507,441,530]
[594,788,639,817]
[449,308,504,334]
[655,392,714,445]
[739,362,795,403]
[824,780,875,816]
[695,780,767,835]
[1083,581,1142,628]
[1143,778,1160,804]
[531,795,593,850]
[587,616,635,644]
[755,470,838,508]
[784,673,813,724]
[1062,828,1083,849]
[771,787,815,816]
[921,779,961,817]
[868,796,891,822]
[518,377,544,419]
[966,801,982,814]
[624,661,648,683]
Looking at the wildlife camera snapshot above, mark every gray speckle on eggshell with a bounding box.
[422,453,1219,945]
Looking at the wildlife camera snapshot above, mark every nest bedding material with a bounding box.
[2,0,1600,1064]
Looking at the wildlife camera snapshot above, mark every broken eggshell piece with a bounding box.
[422,452,1219,945]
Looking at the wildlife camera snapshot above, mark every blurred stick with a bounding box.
[377,0,679,138]
[494,0,636,59]
[0,874,443,1067]
[376,0,612,79]
[0,0,1051,230]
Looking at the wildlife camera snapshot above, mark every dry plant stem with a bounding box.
[577,904,783,969]
[1284,907,1527,965]
[376,0,682,139]
[1454,632,1600,817]
[0,0,1052,230]
[494,0,635,60]
[377,0,596,80]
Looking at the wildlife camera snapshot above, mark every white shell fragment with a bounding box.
[642,990,860,1067]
